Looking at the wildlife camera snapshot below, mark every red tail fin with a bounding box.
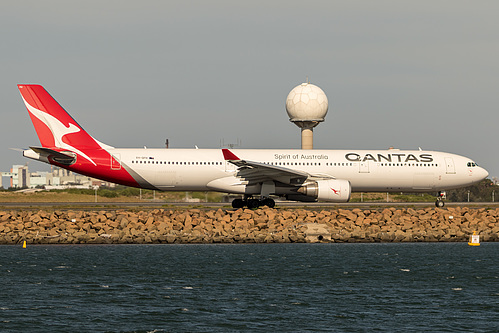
[18,84,107,165]
[19,84,141,188]
[18,85,104,149]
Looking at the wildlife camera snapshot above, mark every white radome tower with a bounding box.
[285,82,328,149]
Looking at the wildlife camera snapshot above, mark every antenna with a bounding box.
[220,138,242,149]
[285,81,328,150]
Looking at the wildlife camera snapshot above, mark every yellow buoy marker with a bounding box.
[468,231,480,246]
[22,240,27,248]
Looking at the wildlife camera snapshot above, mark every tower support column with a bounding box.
[301,127,314,150]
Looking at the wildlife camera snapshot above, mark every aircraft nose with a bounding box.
[478,167,489,180]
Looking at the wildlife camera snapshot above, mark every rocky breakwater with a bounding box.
[0,207,497,245]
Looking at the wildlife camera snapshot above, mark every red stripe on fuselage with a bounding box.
[50,148,141,188]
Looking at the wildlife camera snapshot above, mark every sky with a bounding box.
[1,1,498,188]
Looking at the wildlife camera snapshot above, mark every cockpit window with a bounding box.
[467,162,478,167]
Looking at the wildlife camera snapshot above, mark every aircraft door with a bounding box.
[359,161,370,173]
[445,157,455,174]
[111,154,122,170]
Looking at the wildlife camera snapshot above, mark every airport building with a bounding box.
[1,165,115,189]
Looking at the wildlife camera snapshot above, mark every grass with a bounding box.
[0,187,224,203]
[349,192,435,203]
[0,187,437,204]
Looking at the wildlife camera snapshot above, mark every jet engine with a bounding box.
[297,179,351,202]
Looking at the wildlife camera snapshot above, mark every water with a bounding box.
[0,243,497,332]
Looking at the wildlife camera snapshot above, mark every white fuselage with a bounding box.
[109,148,488,193]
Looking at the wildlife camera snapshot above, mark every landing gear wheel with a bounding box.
[435,199,445,208]
[247,199,260,209]
[261,198,275,208]
[232,198,245,209]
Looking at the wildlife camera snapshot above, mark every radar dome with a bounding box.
[286,83,328,122]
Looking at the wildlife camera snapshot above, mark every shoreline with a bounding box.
[1,207,498,245]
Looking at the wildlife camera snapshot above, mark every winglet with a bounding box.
[222,148,240,161]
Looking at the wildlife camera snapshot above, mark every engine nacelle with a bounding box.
[297,179,351,202]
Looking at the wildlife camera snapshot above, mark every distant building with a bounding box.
[1,165,30,188]
[1,165,116,189]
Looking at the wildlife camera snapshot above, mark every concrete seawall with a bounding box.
[0,207,498,244]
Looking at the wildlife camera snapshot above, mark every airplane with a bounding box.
[18,84,489,209]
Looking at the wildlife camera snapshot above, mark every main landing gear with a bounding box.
[435,191,446,208]
[231,196,276,209]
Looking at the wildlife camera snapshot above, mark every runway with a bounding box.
[0,201,497,209]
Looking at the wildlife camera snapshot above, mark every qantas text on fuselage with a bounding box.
[345,153,433,163]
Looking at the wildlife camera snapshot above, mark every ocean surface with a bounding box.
[0,243,497,332]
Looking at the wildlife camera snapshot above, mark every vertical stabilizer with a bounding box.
[18,84,107,166]
[18,84,142,188]
[18,85,103,150]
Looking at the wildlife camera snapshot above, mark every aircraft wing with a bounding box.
[222,149,333,185]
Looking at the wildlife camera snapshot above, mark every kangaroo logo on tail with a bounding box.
[19,85,100,165]
[19,84,145,189]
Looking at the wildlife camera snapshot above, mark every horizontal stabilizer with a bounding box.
[29,146,76,165]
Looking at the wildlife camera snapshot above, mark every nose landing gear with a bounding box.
[435,191,446,208]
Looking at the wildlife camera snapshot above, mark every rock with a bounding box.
[0,207,496,244]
